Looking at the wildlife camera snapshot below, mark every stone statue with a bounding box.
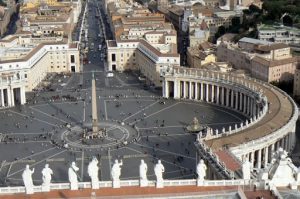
[111,159,123,181]
[22,164,35,194]
[68,162,79,190]
[111,159,123,188]
[88,157,99,189]
[154,160,165,188]
[139,159,148,187]
[41,164,53,192]
[139,159,148,181]
[196,159,207,181]
[242,159,252,180]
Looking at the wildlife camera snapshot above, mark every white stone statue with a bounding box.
[154,160,165,188]
[196,159,207,181]
[41,164,53,192]
[22,164,35,194]
[111,159,123,188]
[88,157,99,189]
[68,162,79,190]
[139,159,148,187]
[242,159,252,180]
[111,159,123,181]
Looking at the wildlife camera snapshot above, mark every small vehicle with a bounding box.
[106,72,114,77]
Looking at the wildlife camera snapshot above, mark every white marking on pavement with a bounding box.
[123,100,159,122]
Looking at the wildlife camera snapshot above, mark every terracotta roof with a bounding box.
[215,150,241,171]
[252,56,297,67]
[255,43,289,52]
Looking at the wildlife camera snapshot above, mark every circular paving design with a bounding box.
[51,121,139,151]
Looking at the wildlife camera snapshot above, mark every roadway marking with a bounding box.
[4,147,57,166]
[133,143,195,160]
[29,106,68,124]
[129,102,181,125]
[126,145,192,170]
[123,100,159,122]
[138,125,184,130]
[181,102,244,122]
[141,133,186,138]
[8,110,58,127]
[7,149,67,177]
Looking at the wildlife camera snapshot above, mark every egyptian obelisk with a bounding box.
[92,72,99,132]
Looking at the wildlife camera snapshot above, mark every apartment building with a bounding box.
[187,41,216,68]
[217,37,298,82]
[258,24,300,45]
[19,0,81,41]
[0,34,80,107]
[106,0,180,86]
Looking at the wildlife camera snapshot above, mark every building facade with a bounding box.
[217,37,298,82]
[0,35,80,107]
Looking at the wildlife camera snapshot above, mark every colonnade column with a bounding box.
[200,83,203,101]
[221,87,224,105]
[247,97,251,115]
[216,86,220,104]
[164,81,169,98]
[174,81,178,99]
[189,81,192,99]
[211,85,214,103]
[20,86,26,105]
[7,88,11,107]
[243,94,247,114]
[0,89,4,107]
[239,92,243,111]
[264,147,268,167]
[195,82,198,100]
[230,90,234,108]
[257,149,262,169]
[250,152,255,168]
[270,143,275,161]
[284,135,289,151]
[226,88,230,107]
[183,82,187,99]
[235,91,238,110]
[249,98,253,116]
[206,84,209,102]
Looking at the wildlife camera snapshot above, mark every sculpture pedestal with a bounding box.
[25,186,34,194]
[156,180,164,188]
[91,181,99,189]
[70,182,78,190]
[140,179,148,187]
[41,184,50,192]
[113,180,120,188]
[197,179,204,186]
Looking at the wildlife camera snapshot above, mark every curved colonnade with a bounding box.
[162,67,298,170]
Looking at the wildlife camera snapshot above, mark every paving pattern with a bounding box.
[0,71,246,186]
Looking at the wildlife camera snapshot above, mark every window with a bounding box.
[112,54,116,62]
[70,55,75,63]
